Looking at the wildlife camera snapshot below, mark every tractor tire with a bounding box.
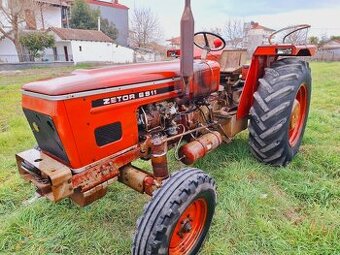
[132,168,216,255]
[248,58,311,166]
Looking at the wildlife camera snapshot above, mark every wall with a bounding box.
[89,4,128,46]
[135,50,162,63]
[0,38,19,63]
[322,40,340,49]
[112,45,134,63]
[44,41,73,62]
[70,41,114,63]
[312,48,340,61]
[244,29,272,56]
[36,5,62,29]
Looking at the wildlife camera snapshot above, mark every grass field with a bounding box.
[0,62,339,255]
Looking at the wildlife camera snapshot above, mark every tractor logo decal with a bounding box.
[32,122,40,132]
[92,86,176,108]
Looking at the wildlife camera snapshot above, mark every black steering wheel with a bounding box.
[194,32,226,52]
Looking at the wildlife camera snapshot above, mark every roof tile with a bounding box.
[50,27,114,43]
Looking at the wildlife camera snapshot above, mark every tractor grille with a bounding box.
[23,109,69,164]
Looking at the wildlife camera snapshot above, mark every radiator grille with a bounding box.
[23,109,69,163]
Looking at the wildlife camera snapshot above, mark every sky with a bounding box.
[120,0,340,42]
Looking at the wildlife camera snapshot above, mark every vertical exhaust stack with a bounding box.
[180,0,194,97]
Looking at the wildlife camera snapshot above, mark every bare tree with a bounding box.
[130,7,162,48]
[0,0,37,62]
[209,27,223,36]
[223,19,244,48]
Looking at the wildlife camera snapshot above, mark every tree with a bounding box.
[330,35,340,40]
[20,31,54,61]
[210,27,223,36]
[223,19,244,48]
[318,33,330,47]
[70,0,118,41]
[130,7,162,48]
[101,18,118,41]
[0,0,38,62]
[70,0,99,30]
[308,36,319,45]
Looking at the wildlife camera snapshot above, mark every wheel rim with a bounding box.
[169,198,208,255]
[289,84,307,147]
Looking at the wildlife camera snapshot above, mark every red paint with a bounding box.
[213,38,223,48]
[289,84,307,147]
[87,0,129,10]
[22,60,220,169]
[241,65,250,80]
[169,198,208,255]
[23,61,182,95]
[167,49,181,58]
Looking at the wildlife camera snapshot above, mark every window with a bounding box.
[79,46,82,52]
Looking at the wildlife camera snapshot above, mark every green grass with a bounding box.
[0,62,339,254]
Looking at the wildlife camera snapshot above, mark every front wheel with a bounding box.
[248,58,312,166]
[132,168,216,255]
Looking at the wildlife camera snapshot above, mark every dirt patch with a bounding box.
[283,207,305,225]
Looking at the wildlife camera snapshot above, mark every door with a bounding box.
[64,46,69,61]
[53,47,58,61]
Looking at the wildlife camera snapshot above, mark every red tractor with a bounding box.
[16,1,316,254]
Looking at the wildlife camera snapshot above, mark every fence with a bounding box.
[310,50,340,62]
[0,54,73,63]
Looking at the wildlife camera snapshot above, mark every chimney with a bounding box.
[98,16,101,31]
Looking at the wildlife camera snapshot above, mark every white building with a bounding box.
[34,0,72,29]
[0,0,71,63]
[46,27,134,64]
[243,21,275,55]
[316,39,340,61]
[87,0,129,46]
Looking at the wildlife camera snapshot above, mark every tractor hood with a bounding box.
[22,61,182,96]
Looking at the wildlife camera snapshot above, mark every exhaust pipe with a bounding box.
[180,0,194,97]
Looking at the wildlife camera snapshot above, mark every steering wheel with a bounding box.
[194,32,226,52]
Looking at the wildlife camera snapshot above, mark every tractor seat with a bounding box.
[219,49,248,73]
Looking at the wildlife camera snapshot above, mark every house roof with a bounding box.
[148,42,167,54]
[166,37,181,46]
[87,0,129,10]
[250,22,275,32]
[49,27,114,43]
[320,39,340,50]
[35,0,71,6]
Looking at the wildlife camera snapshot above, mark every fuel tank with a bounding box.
[179,131,223,165]
[21,60,220,169]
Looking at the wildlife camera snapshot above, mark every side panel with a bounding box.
[63,82,180,168]
[22,96,82,167]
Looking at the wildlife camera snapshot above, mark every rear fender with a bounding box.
[236,44,316,119]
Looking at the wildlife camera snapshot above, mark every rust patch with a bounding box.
[16,149,73,202]
[72,147,140,192]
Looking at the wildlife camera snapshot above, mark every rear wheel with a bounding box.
[248,58,312,166]
[132,168,216,255]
